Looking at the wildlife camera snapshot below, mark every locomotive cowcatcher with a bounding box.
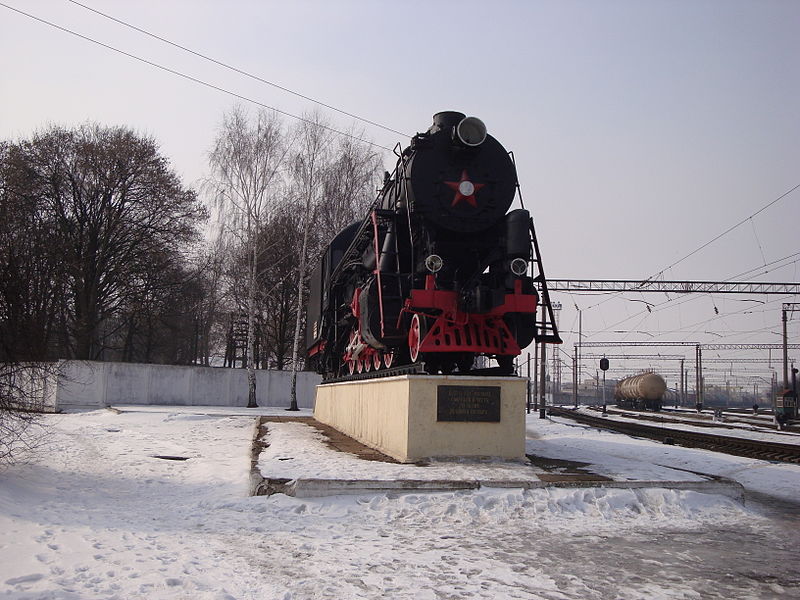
[306,111,560,379]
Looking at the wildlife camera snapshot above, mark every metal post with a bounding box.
[602,368,607,415]
[680,359,685,407]
[783,305,789,389]
[539,341,547,418]
[577,308,582,394]
[533,340,538,411]
[695,345,703,411]
[526,352,531,414]
[573,345,578,408]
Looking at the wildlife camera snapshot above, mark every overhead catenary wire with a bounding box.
[651,182,800,280]
[581,253,800,341]
[0,2,396,152]
[64,0,411,139]
[584,182,800,312]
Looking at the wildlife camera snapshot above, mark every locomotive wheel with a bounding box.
[364,355,372,372]
[356,356,364,373]
[409,314,425,362]
[457,353,474,373]
[497,355,515,375]
[345,330,358,375]
[383,351,394,368]
[424,355,441,374]
[373,352,381,371]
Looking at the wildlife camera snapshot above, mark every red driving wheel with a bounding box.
[345,330,357,374]
[373,352,381,371]
[384,351,394,368]
[409,314,422,362]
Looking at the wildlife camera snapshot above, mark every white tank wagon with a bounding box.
[614,372,667,411]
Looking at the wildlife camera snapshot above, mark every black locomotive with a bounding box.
[306,111,560,379]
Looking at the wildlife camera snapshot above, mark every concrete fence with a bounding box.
[12,360,321,411]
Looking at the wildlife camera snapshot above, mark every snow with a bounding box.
[530,415,800,505]
[1,405,799,599]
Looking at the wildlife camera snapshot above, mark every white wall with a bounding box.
[54,360,321,410]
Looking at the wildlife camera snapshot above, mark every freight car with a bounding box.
[306,111,560,379]
[614,372,667,411]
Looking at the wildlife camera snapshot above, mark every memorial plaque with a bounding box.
[437,385,501,422]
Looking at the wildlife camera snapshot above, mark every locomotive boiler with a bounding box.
[614,372,667,411]
[306,111,560,379]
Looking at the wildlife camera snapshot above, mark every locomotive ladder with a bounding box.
[529,216,562,344]
[509,152,561,345]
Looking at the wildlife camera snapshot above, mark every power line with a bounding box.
[583,183,800,312]
[650,182,800,280]
[65,0,410,139]
[548,280,800,295]
[577,254,800,341]
[0,2,395,152]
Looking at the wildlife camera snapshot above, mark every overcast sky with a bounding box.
[1,0,798,386]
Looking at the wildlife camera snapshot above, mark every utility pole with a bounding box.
[781,303,800,390]
[783,305,789,389]
[695,345,703,411]
[526,353,531,414]
[577,306,582,395]
[572,345,578,408]
[539,339,547,419]
[551,302,562,405]
[533,340,538,411]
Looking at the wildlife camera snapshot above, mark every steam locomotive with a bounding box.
[614,372,667,411]
[306,111,560,379]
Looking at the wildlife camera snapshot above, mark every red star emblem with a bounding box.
[444,170,485,207]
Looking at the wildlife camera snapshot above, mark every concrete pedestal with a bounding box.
[313,375,526,463]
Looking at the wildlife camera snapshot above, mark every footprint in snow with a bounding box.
[6,573,45,586]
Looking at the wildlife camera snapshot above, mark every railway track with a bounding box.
[548,406,800,464]
[597,406,800,434]
[591,406,782,431]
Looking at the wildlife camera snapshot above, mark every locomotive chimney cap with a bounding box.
[430,111,466,132]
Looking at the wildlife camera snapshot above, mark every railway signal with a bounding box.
[600,357,609,415]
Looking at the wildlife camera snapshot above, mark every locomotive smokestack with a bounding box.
[429,112,487,147]
[429,111,466,133]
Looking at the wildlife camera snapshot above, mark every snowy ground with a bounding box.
[1,406,799,599]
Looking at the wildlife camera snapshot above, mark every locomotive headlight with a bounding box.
[455,117,487,147]
[458,180,475,196]
[510,257,528,276]
[425,254,444,273]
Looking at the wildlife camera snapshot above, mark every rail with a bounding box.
[548,407,800,463]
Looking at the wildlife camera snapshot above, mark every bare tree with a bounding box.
[316,130,383,243]
[0,362,54,467]
[2,123,206,361]
[208,107,289,407]
[288,113,339,409]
